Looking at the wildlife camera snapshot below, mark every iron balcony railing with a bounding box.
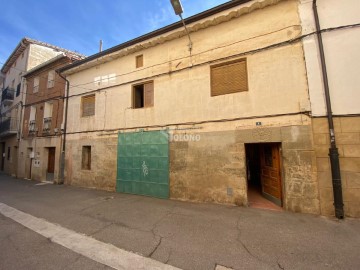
[1,87,15,104]
[29,120,36,135]
[43,117,52,132]
[0,117,18,136]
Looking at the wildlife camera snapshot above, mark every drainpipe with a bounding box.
[313,0,344,219]
[16,100,23,178]
[56,71,69,185]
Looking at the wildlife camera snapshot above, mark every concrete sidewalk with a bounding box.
[0,174,359,270]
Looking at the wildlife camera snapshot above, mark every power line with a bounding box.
[2,22,359,101]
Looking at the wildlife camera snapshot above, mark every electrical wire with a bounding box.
[2,22,359,100]
[63,22,360,90]
[64,22,360,100]
[2,22,359,125]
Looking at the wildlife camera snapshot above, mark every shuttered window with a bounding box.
[133,82,154,108]
[144,82,154,107]
[136,55,143,68]
[210,59,248,96]
[81,95,95,117]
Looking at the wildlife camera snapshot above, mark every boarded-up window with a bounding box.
[47,70,55,88]
[81,95,95,117]
[33,77,39,93]
[210,59,248,96]
[136,55,143,68]
[82,146,91,170]
[133,82,154,108]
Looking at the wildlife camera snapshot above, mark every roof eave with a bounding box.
[59,0,253,74]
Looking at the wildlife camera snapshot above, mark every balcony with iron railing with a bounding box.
[0,117,18,137]
[1,87,15,106]
[43,117,52,133]
[29,120,36,135]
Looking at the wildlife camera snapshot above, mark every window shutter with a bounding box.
[136,55,143,68]
[82,95,95,117]
[144,82,154,107]
[211,59,248,96]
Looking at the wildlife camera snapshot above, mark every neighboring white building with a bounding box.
[0,37,82,177]
[299,0,360,217]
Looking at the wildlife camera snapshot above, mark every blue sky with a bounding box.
[0,0,229,65]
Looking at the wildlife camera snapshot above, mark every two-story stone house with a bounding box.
[59,0,322,214]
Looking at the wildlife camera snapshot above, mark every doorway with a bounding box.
[47,147,56,182]
[25,147,33,180]
[246,143,283,210]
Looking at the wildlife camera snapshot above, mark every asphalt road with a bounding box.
[0,214,113,270]
[0,174,359,270]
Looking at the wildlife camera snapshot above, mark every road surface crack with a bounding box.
[149,236,163,258]
[277,260,285,270]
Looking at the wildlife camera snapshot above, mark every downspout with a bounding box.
[56,71,70,185]
[313,0,344,219]
[16,100,23,178]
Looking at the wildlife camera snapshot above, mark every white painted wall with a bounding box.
[299,0,360,116]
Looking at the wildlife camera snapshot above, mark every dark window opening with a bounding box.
[134,85,144,108]
[133,82,154,109]
[82,146,91,170]
[16,83,21,97]
[7,147,10,160]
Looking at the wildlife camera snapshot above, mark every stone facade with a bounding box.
[170,120,319,214]
[313,117,360,217]
[60,0,325,215]
[65,135,117,191]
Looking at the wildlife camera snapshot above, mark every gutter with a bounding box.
[313,0,344,219]
[56,71,70,185]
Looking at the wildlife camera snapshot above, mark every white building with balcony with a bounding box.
[0,37,79,176]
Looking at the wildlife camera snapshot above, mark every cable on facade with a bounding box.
[63,22,360,100]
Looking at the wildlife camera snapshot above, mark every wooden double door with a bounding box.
[246,143,282,206]
[260,144,282,206]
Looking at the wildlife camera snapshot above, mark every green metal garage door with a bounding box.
[117,131,169,199]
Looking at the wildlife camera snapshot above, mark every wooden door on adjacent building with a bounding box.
[260,143,282,206]
[47,148,56,181]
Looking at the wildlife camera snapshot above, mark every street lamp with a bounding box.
[170,0,193,53]
[170,0,183,15]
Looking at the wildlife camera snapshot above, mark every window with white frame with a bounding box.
[29,106,37,133]
[43,102,53,132]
